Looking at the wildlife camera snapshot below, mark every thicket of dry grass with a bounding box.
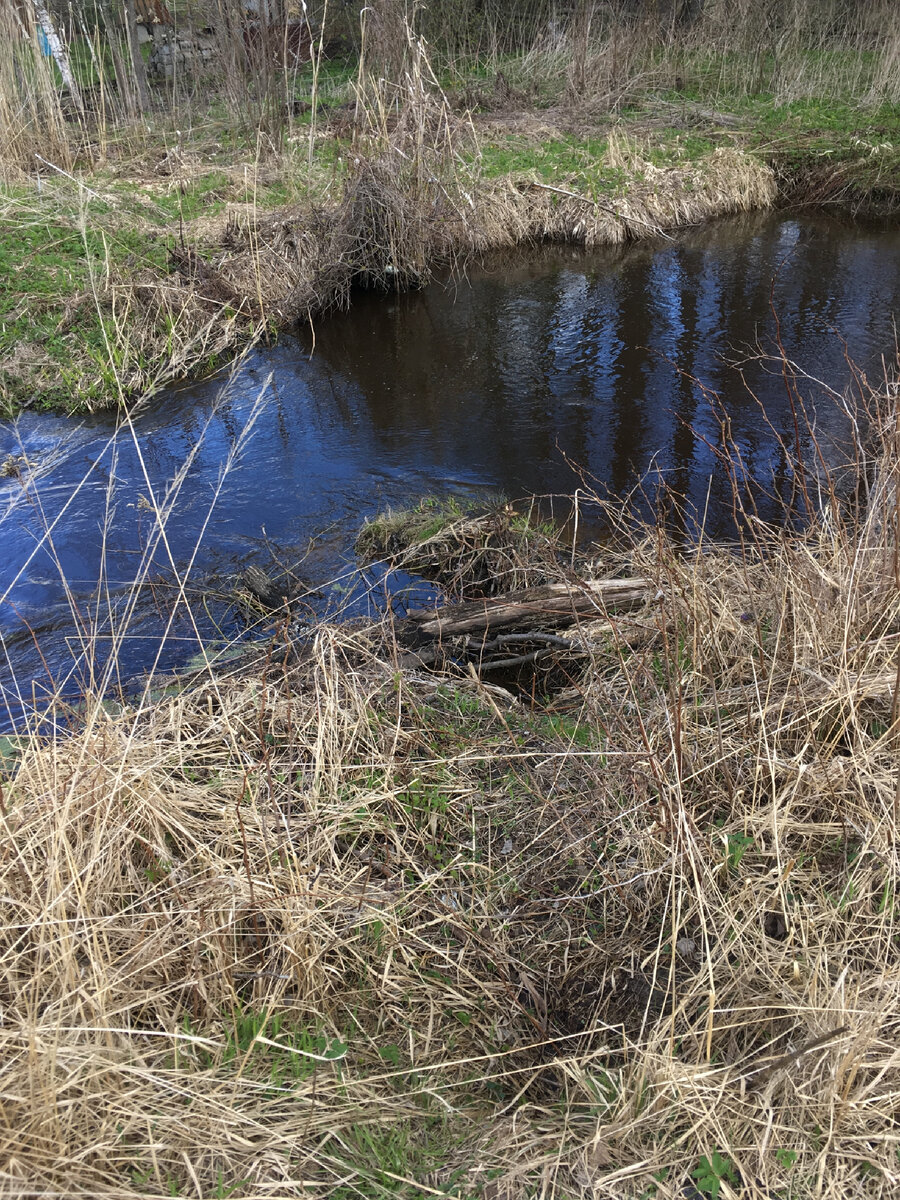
[459,0,900,110]
[2,7,900,1190]
[2,359,900,1197]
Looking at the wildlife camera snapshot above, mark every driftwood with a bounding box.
[407,577,651,639]
[233,564,314,616]
[239,565,296,609]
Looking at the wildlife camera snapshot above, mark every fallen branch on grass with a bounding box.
[393,577,652,676]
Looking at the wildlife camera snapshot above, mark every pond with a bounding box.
[2,208,899,728]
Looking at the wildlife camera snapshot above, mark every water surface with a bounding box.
[2,209,899,726]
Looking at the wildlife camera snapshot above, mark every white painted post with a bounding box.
[31,0,84,113]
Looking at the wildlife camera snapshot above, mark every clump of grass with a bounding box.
[470,139,775,251]
[355,496,562,598]
[355,494,484,556]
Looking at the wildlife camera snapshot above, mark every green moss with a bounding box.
[354,496,482,562]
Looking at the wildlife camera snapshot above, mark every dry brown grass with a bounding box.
[467,0,900,111]
[0,9,75,177]
[470,141,775,250]
[2,361,900,1197]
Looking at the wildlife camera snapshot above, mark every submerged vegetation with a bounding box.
[1,0,899,412]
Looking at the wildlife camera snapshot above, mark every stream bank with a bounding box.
[4,208,900,713]
[3,86,898,416]
[4,14,900,1195]
[3,372,899,1196]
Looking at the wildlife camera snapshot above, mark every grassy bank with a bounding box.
[2,3,899,414]
[3,358,900,1197]
[1,107,777,416]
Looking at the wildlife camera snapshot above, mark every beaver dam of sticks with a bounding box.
[2,370,900,1197]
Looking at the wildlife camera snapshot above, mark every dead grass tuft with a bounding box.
[472,142,775,251]
[354,498,560,598]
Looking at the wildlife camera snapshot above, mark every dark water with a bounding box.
[2,209,899,726]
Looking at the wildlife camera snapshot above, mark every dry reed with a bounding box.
[2,344,900,1197]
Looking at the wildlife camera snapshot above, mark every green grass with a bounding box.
[643,129,717,165]
[0,128,354,413]
[0,209,160,410]
[449,38,900,200]
[738,98,900,200]
[328,1117,469,1200]
[110,171,234,226]
[472,134,630,196]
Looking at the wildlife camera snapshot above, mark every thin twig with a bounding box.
[741,1025,851,1089]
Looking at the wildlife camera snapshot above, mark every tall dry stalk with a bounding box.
[0,5,75,176]
[454,0,900,110]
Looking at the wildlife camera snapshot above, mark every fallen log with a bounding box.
[407,577,651,638]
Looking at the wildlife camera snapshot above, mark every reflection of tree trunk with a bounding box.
[31,0,84,112]
[123,0,152,111]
